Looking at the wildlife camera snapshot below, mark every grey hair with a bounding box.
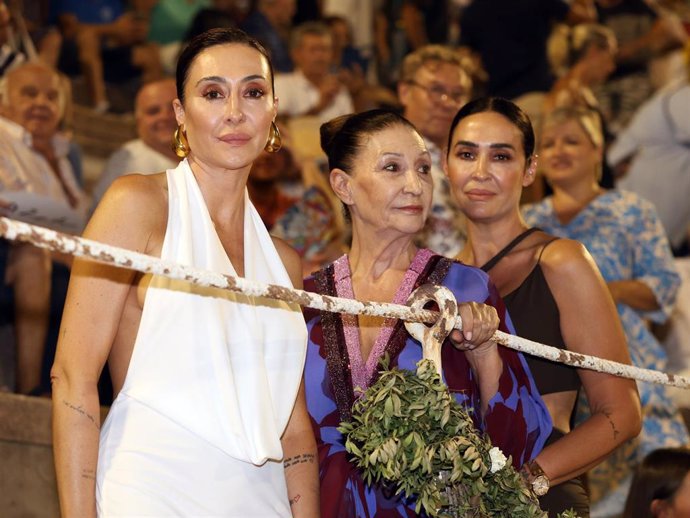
[289,21,332,51]
[400,44,470,83]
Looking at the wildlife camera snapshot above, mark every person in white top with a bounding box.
[0,61,86,394]
[51,28,320,518]
[92,77,179,205]
[0,63,85,208]
[275,21,354,124]
[609,67,690,253]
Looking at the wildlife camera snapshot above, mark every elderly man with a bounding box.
[275,21,354,123]
[0,61,85,394]
[398,45,472,257]
[92,77,178,205]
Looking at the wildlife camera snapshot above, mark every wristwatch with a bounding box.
[520,459,550,497]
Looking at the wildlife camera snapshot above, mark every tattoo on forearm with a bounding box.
[289,494,301,507]
[81,468,96,481]
[62,399,100,430]
[284,453,315,469]
[603,411,620,440]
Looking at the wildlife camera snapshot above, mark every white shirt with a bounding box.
[93,139,179,205]
[0,116,86,211]
[609,79,690,249]
[275,70,354,124]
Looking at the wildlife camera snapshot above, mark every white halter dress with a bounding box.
[96,160,308,517]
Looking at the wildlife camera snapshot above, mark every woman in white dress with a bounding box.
[51,28,320,517]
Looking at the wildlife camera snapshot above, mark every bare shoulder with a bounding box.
[538,237,598,279]
[272,236,303,289]
[538,237,610,309]
[97,173,168,219]
[87,173,168,254]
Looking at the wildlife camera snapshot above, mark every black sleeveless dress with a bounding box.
[482,228,589,518]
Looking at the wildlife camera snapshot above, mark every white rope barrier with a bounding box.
[2,216,689,389]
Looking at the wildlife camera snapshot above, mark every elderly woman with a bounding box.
[524,105,688,517]
[51,29,319,517]
[302,109,552,517]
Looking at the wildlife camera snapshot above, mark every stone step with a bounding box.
[0,392,108,518]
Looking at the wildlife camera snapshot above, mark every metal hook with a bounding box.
[404,284,459,378]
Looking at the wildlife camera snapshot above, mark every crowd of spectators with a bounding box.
[1,1,690,517]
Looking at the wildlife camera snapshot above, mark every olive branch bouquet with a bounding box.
[338,356,579,518]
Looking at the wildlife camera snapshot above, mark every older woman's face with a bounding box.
[173,43,276,172]
[445,111,532,224]
[342,124,432,237]
[540,118,601,189]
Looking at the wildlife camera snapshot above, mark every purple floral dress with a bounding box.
[302,249,552,517]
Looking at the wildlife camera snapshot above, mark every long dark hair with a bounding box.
[175,27,274,103]
[622,447,690,518]
[446,97,535,162]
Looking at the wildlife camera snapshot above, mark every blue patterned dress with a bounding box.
[302,249,552,517]
[523,190,688,516]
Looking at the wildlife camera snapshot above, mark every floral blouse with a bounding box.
[523,189,688,513]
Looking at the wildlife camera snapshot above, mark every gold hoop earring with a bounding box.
[172,125,189,158]
[264,121,282,153]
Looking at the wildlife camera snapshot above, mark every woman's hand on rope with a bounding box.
[449,301,499,355]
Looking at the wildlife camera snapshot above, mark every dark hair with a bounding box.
[320,109,418,174]
[175,28,274,104]
[446,97,535,161]
[622,448,690,518]
[184,11,238,42]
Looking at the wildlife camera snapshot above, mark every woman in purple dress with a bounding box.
[302,109,553,517]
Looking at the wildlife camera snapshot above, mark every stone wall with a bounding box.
[0,393,109,518]
[0,393,59,518]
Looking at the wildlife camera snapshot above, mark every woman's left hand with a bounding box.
[449,302,499,353]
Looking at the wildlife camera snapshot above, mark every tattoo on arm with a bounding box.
[81,468,96,481]
[283,453,315,469]
[289,494,301,507]
[603,411,620,440]
[62,399,100,430]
